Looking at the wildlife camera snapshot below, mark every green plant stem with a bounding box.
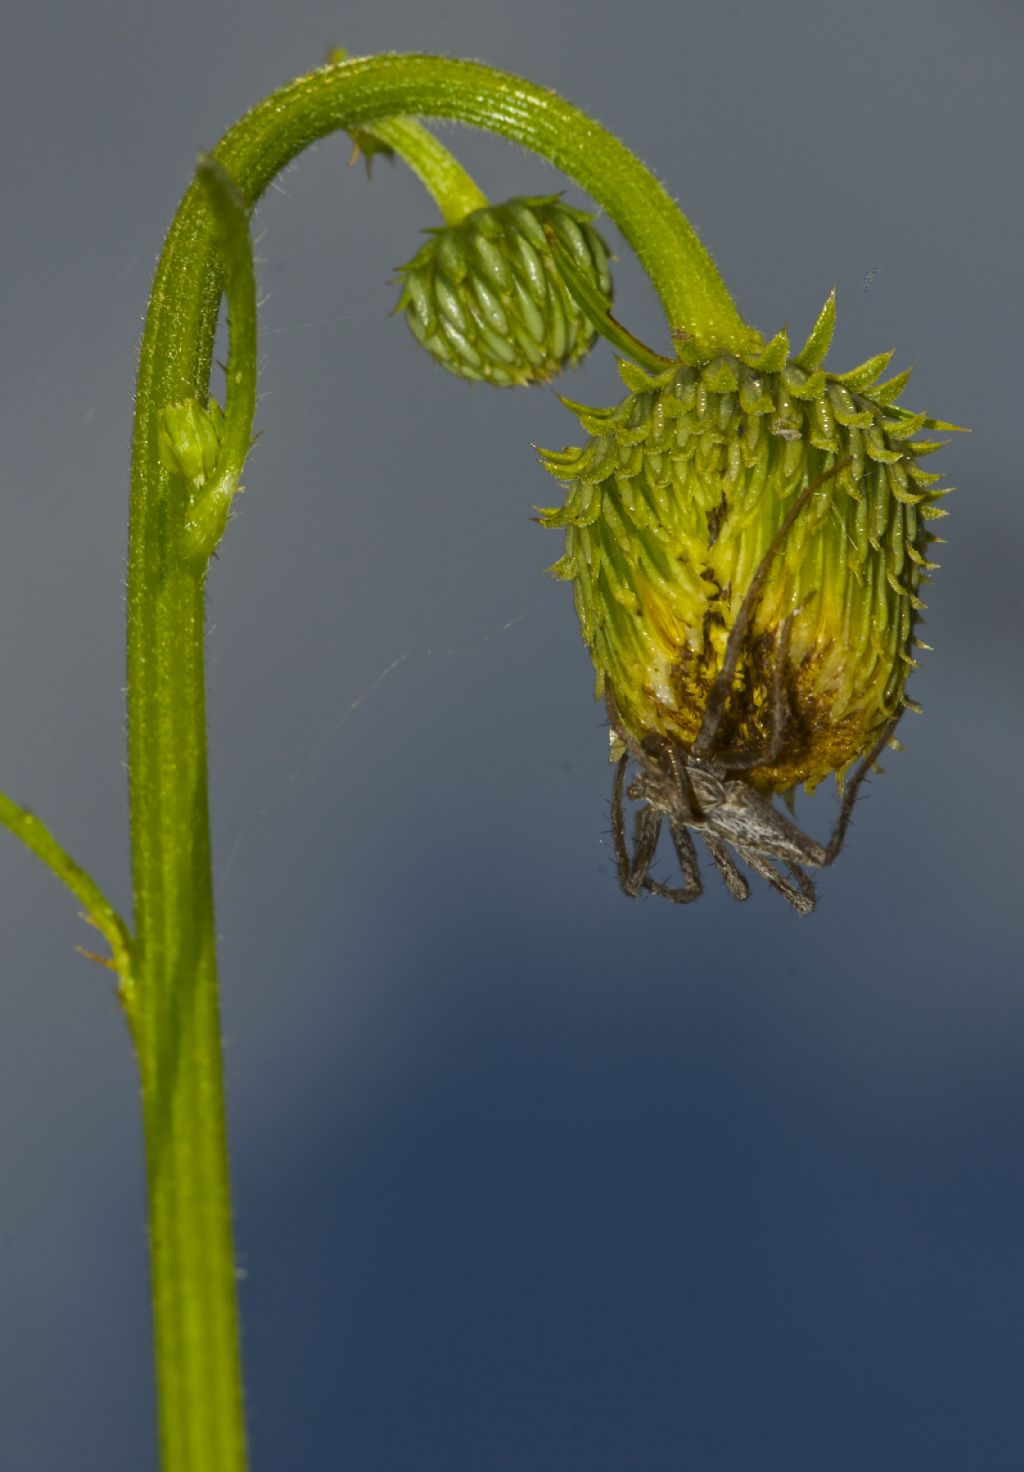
[360,115,489,223]
[181,156,259,561]
[132,157,258,1472]
[217,55,754,355]
[128,54,757,1472]
[0,794,133,996]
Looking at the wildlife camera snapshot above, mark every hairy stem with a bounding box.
[131,155,258,1472]
[359,114,489,223]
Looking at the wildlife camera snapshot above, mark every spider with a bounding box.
[608,463,901,916]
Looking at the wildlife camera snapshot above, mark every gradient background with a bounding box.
[2,2,1022,1468]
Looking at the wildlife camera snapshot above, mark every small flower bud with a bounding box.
[539,294,953,793]
[396,196,612,387]
[157,397,224,489]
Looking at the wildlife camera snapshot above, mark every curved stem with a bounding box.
[127,54,756,1470]
[131,154,258,1472]
[361,115,489,223]
[179,156,259,561]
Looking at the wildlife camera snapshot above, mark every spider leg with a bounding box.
[610,752,631,874]
[692,460,848,761]
[612,753,665,897]
[700,831,751,903]
[820,716,902,867]
[642,818,703,903]
[661,740,702,822]
[715,608,799,773]
[769,611,797,753]
[668,819,703,897]
[605,689,648,765]
[736,847,818,917]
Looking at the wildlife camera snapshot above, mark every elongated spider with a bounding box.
[609,465,901,916]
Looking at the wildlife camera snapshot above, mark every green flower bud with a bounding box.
[157,397,224,489]
[539,293,953,793]
[396,196,612,387]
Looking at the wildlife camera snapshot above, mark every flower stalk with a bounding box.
[130,53,751,1470]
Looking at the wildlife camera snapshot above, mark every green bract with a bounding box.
[396,195,612,386]
[539,293,954,792]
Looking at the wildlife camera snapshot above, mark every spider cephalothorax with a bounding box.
[607,465,901,915]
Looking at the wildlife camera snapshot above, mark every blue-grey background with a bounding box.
[1,2,1021,1468]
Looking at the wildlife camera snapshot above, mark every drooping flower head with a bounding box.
[539,293,954,793]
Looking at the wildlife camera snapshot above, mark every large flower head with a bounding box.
[539,294,953,792]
